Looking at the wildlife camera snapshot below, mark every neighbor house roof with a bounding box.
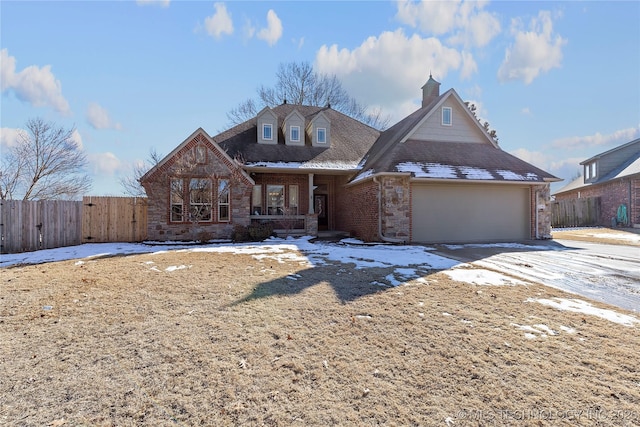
[355,89,559,184]
[554,138,640,195]
[213,104,380,172]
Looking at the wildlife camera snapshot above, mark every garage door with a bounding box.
[411,183,530,243]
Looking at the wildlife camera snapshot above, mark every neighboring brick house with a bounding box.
[140,76,559,243]
[553,138,640,228]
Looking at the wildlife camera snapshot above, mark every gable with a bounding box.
[257,107,278,145]
[403,89,495,145]
[283,109,306,146]
[140,128,253,186]
[307,111,331,147]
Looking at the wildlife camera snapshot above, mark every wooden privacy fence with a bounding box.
[0,197,148,254]
[82,196,147,243]
[0,200,83,254]
[551,197,600,228]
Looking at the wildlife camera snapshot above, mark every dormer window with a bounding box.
[290,126,300,142]
[257,107,278,144]
[585,161,597,181]
[442,107,452,126]
[263,124,273,141]
[317,128,327,143]
[308,111,330,147]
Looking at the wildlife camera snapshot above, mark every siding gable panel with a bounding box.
[410,99,486,143]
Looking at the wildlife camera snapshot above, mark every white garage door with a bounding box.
[411,183,530,243]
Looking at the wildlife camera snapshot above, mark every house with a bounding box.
[140,76,560,243]
[553,138,640,228]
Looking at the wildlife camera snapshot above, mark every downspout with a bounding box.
[373,176,406,244]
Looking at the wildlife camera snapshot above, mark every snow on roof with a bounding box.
[397,162,456,179]
[246,161,360,170]
[396,162,541,181]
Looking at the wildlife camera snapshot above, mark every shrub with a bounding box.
[248,222,274,241]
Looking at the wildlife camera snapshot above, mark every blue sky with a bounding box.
[2,0,639,196]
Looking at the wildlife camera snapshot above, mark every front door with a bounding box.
[314,194,328,230]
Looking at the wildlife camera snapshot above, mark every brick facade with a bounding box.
[142,134,253,241]
[337,179,379,241]
[554,176,640,227]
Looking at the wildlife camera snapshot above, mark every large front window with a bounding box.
[218,179,230,222]
[189,178,212,222]
[288,185,298,215]
[252,185,262,215]
[170,179,184,222]
[267,185,284,215]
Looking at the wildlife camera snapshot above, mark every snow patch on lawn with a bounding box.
[445,267,527,286]
[528,297,639,327]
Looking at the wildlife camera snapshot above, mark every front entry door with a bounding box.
[314,194,328,230]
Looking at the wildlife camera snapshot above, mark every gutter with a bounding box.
[373,176,406,244]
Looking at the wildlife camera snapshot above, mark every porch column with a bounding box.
[308,173,314,214]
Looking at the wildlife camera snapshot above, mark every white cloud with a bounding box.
[511,147,583,182]
[204,2,234,39]
[86,102,122,130]
[460,51,477,80]
[0,48,71,114]
[136,0,170,7]
[396,0,500,48]
[315,29,466,117]
[0,127,24,148]
[70,129,84,150]
[521,107,532,115]
[257,9,283,46]
[552,126,640,150]
[88,152,123,175]
[497,11,567,85]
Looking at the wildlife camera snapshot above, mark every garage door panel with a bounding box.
[411,184,530,243]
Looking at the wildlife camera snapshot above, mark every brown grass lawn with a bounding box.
[1,235,639,426]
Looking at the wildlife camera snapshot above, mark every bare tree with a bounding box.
[0,118,91,200]
[465,102,499,144]
[120,148,163,197]
[0,149,24,200]
[226,61,390,130]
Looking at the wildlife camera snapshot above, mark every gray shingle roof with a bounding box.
[213,104,380,170]
[356,90,559,183]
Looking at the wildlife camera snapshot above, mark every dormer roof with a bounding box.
[213,104,379,171]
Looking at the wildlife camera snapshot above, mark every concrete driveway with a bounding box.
[433,239,640,313]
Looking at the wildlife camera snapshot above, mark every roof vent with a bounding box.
[421,74,440,108]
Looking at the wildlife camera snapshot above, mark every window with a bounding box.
[218,179,230,222]
[170,178,184,222]
[263,124,273,140]
[189,178,212,222]
[252,185,262,215]
[289,185,299,215]
[290,126,300,142]
[267,185,284,215]
[317,127,326,143]
[585,162,597,180]
[442,107,452,126]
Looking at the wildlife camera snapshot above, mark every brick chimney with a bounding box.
[421,74,440,108]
